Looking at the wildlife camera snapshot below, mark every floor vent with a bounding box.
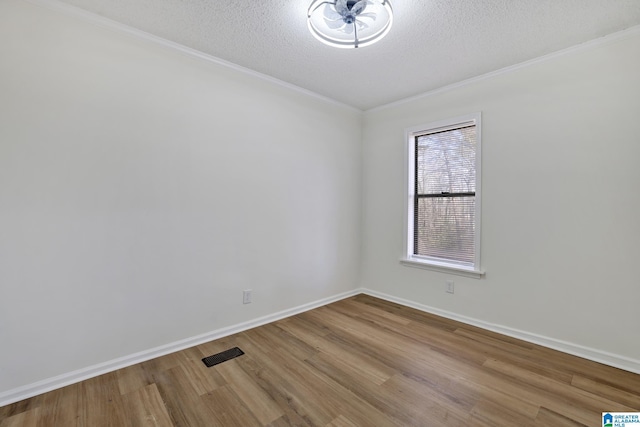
[202,347,245,367]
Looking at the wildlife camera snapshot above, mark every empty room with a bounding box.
[1,0,639,425]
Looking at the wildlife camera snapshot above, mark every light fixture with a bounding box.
[307,0,393,49]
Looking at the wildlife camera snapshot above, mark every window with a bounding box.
[403,113,483,277]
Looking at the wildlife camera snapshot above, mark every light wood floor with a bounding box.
[1,295,639,426]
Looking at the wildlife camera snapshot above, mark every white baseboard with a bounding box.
[3,287,638,407]
[0,289,360,407]
[361,289,640,375]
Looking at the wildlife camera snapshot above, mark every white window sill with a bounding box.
[400,257,485,279]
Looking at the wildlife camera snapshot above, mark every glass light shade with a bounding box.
[307,0,393,49]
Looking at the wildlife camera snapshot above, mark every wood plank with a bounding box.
[117,363,154,396]
[571,374,640,409]
[325,414,359,427]
[200,385,262,427]
[153,365,217,426]
[277,322,396,386]
[0,395,42,421]
[232,354,316,427]
[469,399,536,426]
[483,358,637,413]
[303,352,410,426]
[332,298,412,326]
[122,383,173,427]
[1,295,639,427]
[79,372,128,427]
[534,407,587,427]
[36,383,82,427]
[381,373,473,425]
[239,330,397,427]
[0,408,41,427]
[173,346,224,396]
[214,359,284,425]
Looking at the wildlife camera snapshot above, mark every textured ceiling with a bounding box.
[52,0,640,110]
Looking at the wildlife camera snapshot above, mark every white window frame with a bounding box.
[401,112,484,278]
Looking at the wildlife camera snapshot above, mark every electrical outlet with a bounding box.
[446,280,454,294]
[243,289,252,304]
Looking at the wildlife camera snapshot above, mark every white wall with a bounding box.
[0,0,362,395]
[361,31,640,364]
[2,0,639,403]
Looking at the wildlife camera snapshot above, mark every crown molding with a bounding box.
[22,0,640,114]
[23,0,362,114]
[368,24,640,113]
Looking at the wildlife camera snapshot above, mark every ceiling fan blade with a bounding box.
[324,16,347,29]
[355,19,370,30]
[358,12,377,21]
[322,4,343,21]
[350,1,367,15]
[335,0,348,14]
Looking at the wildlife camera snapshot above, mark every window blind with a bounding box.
[414,124,476,265]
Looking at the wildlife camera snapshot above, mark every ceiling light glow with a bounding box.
[307,0,393,49]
